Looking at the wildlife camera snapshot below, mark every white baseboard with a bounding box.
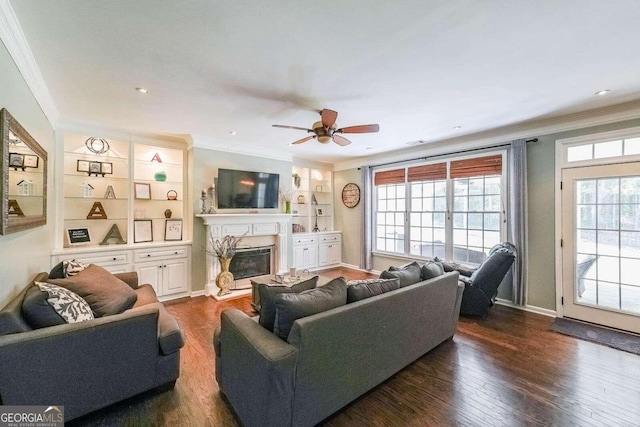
[495,298,556,318]
[190,290,205,297]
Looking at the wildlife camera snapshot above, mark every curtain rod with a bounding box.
[358,138,539,170]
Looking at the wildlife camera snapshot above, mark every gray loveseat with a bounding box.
[214,271,463,427]
[0,271,184,421]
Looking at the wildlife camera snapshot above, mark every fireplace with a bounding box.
[229,246,274,286]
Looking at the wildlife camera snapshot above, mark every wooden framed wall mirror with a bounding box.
[0,108,47,234]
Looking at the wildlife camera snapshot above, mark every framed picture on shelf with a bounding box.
[164,219,183,241]
[316,207,324,216]
[77,160,90,172]
[23,154,39,168]
[89,161,102,174]
[66,227,91,245]
[134,219,153,243]
[134,182,151,199]
[9,152,23,167]
[100,162,113,175]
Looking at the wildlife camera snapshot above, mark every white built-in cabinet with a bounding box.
[292,232,341,271]
[51,130,191,300]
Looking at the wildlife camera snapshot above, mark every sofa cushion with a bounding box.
[48,261,66,280]
[258,276,318,332]
[49,264,137,317]
[133,284,159,308]
[21,285,66,328]
[128,302,184,355]
[421,261,444,280]
[273,277,347,340]
[346,278,400,303]
[35,282,94,323]
[434,257,457,272]
[380,261,421,287]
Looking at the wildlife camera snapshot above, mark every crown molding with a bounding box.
[55,118,190,145]
[191,135,294,162]
[333,99,640,171]
[0,0,59,126]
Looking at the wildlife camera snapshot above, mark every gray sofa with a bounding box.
[214,271,463,427]
[0,271,184,421]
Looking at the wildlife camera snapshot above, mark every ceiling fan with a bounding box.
[273,109,379,146]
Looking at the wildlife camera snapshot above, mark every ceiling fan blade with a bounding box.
[321,109,338,129]
[333,135,352,146]
[272,124,314,132]
[336,124,380,134]
[291,135,316,145]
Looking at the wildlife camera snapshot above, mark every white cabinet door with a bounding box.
[137,263,162,295]
[163,259,188,296]
[293,246,306,270]
[319,243,341,267]
[304,245,318,269]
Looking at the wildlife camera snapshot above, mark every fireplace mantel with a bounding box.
[196,213,292,299]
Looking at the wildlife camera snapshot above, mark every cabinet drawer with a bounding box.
[293,236,318,246]
[56,251,130,267]
[135,246,188,262]
[319,234,341,243]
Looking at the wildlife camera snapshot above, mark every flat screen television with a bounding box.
[217,168,280,209]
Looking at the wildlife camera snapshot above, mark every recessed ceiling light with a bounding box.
[136,87,149,94]
[366,147,373,150]
[229,131,237,135]
[594,89,610,96]
[453,125,462,130]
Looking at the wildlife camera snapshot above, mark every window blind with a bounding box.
[450,154,502,178]
[374,168,405,186]
[407,162,446,182]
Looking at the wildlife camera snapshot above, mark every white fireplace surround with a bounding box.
[196,213,291,299]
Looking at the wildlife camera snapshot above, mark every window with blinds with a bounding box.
[372,153,505,263]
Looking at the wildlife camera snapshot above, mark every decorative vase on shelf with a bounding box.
[154,171,167,182]
[285,201,291,214]
[216,257,234,296]
[164,209,172,218]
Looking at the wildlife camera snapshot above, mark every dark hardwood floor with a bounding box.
[69,267,640,426]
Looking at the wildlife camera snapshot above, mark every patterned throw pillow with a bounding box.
[35,282,94,323]
[63,259,89,277]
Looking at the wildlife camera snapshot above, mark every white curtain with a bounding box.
[508,139,528,305]
[360,166,373,270]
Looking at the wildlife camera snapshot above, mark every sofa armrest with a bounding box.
[217,309,298,427]
[115,271,139,290]
[0,306,160,417]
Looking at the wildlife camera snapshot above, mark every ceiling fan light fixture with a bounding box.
[317,135,332,143]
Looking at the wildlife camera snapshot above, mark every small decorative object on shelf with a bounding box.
[297,194,305,204]
[292,173,301,189]
[133,219,153,243]
[79,182,94,198]
[208,233,244,296]
[164,208,172,218]
[66,227,91,245]
[151,152,163,163]
[316,208,324,216]
[280,189,294,214]
[7,199,25,216]
[167,190,178,200]
[154,171,167,182]
[316,185,323,192]
[81,160,112,177]
[312,216,319,232]
[311,193,318,205]
[100,224,126,245]
[9,152,24,170]
[17,180,35,196]
[23,154,39,168]
[205,183,217,213]
[134,182,151,199]
[104,185,116,199]
[86,201,107,220]
[85,137,110,155]
[164,219,182,241]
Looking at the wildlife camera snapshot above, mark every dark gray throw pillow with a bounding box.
[258,276,318,332]
[434,257,457,273]
[273,277,347,340]
[421,261,444,280]
[21,285,66,328]
[49,264,137,317]
[380,261,421,287]
[48,262,66,280]
[346,278,400,303]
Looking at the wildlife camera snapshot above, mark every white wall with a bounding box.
[0,40,54,307]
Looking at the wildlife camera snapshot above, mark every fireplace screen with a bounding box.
[229,246,273,280]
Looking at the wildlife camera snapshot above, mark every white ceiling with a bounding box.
[8,0,640,164]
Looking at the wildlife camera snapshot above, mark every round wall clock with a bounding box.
[342,183,361,208]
